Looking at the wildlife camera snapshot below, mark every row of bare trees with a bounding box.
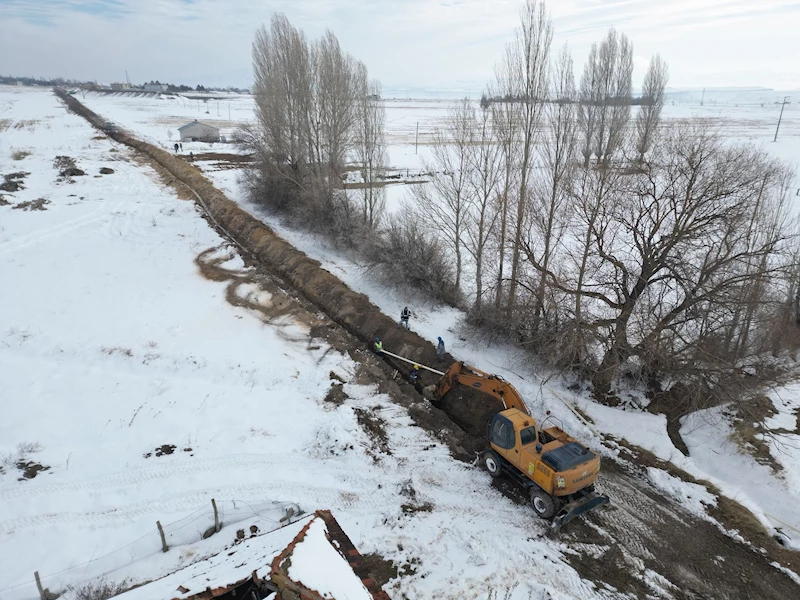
[247,14,387,240]
[407,0,799,401]
[246,6,798,404]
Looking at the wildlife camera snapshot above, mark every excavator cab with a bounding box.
[485,409,608,529]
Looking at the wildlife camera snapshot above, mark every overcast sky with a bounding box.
[1,0,798,93]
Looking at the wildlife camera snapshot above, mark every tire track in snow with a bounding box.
[0,200,123,257]
[0,454,358,504]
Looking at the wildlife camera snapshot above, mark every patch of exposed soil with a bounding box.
[144,444,177,458]
[54,156,86,179]
[53,155,76,170]
[99,167,115,174]
[0,171,29,192]
[191,152,255,163]
[324,382,348,405]
[13,198,50,211]
[0,194,9,206]
[728,394,784,473]
[354,407,391,459]
[16,460,50,480]
[361,553,398,588]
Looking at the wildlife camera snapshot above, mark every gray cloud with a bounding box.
[0,0,797,90]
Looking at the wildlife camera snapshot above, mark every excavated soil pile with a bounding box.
[432,386,503,440]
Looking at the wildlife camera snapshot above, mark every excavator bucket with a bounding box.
[550,492,610,532]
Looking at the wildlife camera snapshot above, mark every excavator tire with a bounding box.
[482,450,503,478]
[529,487,557,519]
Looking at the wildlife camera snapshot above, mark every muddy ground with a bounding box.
[58,89,800,599]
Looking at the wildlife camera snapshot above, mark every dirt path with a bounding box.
[57,89,800,599]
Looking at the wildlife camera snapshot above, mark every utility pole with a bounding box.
[700,88,705,106]
[774,96,791,142]
[415,122,419,154]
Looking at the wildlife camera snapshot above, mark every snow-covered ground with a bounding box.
[78,84,800,551]
[0,86,617,600]
[77,88,800,217]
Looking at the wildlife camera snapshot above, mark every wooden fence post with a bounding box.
[157,520,168,552]
[34,571,45,600]
[212,498,220,533]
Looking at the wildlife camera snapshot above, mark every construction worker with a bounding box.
[399,306,411,329]
[373,337,383,356]
[174,143,179,153]
[409,364,420,384]
[437,337,445,362]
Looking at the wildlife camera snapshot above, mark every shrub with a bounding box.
[70,579,130,600]
[364,212,462,307]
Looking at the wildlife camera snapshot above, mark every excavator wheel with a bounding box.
[482,450,503,478]
[529,487,557,519]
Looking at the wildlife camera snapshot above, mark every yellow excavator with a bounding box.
[429,362,609,530]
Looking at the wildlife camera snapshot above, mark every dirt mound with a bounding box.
[16,460,50,480]
[0,172,29,192]
[432,385,502,439]
[54,156,85,179]
[99,167,115,174]
[13,198,50,211]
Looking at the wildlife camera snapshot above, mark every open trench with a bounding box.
[55,89,800,599]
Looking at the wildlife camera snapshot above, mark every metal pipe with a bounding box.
[380,349,446,376]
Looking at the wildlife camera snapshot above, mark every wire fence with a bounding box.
[1,499,301,600]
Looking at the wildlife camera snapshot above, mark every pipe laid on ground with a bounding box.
[379,349,446,376]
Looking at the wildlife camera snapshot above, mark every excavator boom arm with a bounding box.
[436,362,531,416]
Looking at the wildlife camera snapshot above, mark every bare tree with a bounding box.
[505,0,554,315]
[531,126,796,397]
[578,28,633,168]
[636,54,669,163]
[354,64,387,228]
[486,54,522,309]
[252,15,312,180]
[410,99,474,290]
[523,44,577,336]
[250,13,382,239]
[465,105,502,310]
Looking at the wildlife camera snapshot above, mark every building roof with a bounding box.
[177,120,220,132]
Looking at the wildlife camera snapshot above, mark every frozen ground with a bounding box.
[0,85,612,600]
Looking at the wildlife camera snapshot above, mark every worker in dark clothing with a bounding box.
[174,143,179,152]
[373,337,384,356]
[437,337,445,362]
[399,306,411,329]
[179,142,183,151]
[409,364,420,384]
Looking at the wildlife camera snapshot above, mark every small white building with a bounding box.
[144,83,168,92]
[177,120,220,143]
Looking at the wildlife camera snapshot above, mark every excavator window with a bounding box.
[489,415,515,450]
[519,426,538,446]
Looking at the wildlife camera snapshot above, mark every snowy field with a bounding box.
[0,86,616,600]
[75,88,800,216]
[72,88,800,549]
